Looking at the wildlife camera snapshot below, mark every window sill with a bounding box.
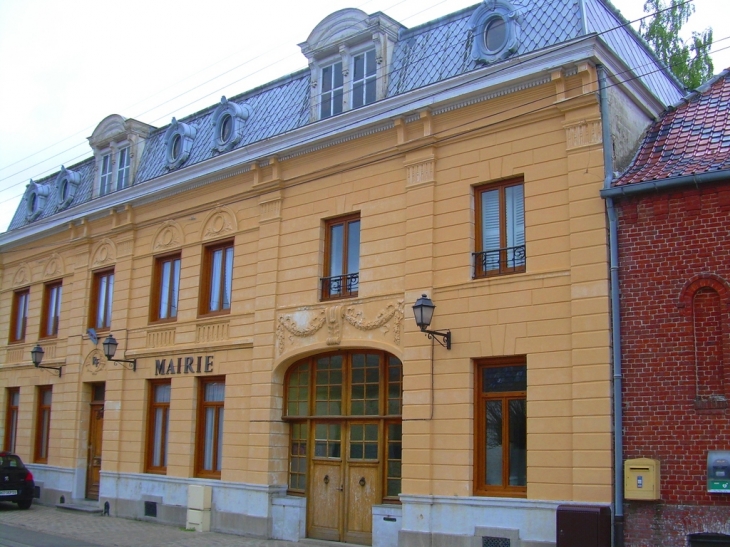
[320,292,359,302]
[473,266,526,279]
[197,309,231,319]
[195,472,221,480]
[473,489,527,498]
[149,317,178,326]
[144,469,168,475]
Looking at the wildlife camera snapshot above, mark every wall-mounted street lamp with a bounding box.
[102,334,137,372]
[31,344,63,377]
[412,294,452,350]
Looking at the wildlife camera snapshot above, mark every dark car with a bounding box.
[0,452,35,509]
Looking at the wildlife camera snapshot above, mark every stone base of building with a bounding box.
[399,530,553,547]
[26,463,77,506]
[27,466,615,547]
[398,495,575,547]
[99,471,287,538]
[624,502,730,547]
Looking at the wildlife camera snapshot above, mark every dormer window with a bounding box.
[211,97,252,153]
[165,118,197,169]
[89,114,155,198]
[469,0,522,64]
[24,180,50,221]
[56,166,81,211]
[300,9,403,122]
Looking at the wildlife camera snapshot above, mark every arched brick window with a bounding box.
[678,274,730,409]
[693,288,724,401]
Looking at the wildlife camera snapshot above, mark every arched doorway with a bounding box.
[284,350,402,545]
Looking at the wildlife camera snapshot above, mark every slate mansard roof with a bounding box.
[7,0,683,234]
[614,69,730,186]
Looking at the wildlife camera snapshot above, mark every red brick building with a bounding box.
[603,71,730,547]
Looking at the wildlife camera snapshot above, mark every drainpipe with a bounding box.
[597,64,624,547]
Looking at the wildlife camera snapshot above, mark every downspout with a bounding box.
[597,64,624,547]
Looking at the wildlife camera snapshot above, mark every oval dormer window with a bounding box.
[484,16,507,53]
[171,134,182,162]
[164,118,197,170]
[60,180,70,202]
[211,97,252,154]
[55,166,81,211]
[25,180,51,221]
[220,114,233,143]
[469,0,521,64]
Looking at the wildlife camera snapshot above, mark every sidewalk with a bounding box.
[0,502,300,547]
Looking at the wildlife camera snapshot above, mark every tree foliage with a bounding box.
[640,0,713,90]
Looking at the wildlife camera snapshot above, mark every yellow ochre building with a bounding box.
[0,2,682,546]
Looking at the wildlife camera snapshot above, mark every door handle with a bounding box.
[324,474,330,484]
[336,485,344,491]
[359,477,366,487]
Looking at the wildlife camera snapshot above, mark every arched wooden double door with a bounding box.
[284,350,403,545]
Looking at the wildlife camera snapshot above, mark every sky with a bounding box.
[0,0,727,233]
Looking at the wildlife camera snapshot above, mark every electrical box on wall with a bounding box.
[707,451,730,493]
[624,458,660,500]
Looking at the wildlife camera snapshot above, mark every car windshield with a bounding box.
[0,455,21,468]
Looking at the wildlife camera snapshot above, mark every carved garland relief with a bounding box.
[13,263,32,287]
[201,205,237,241]
[153,220,183,251]
[276,300,405,354]
[43,253,65,279]
[91,239,117,267]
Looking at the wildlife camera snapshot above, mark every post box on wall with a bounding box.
[707,451,730,493]
[624,458,660,500]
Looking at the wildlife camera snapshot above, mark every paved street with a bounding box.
[0,503,300,547]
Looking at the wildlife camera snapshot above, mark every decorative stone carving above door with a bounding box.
[277,299,404,354]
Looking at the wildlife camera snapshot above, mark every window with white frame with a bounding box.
[352,49,376,109]
[100,154,113,196]
[320,61,344,119]
[116,147,130,190]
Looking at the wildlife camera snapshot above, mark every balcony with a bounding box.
[473,245,526,278]
[321,272,359,300]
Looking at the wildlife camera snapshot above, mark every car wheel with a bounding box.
[16,500,32,510]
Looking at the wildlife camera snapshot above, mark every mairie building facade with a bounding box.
[0,2,682,546]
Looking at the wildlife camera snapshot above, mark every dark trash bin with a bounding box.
[556,504,611,547]
[689,533,730,547]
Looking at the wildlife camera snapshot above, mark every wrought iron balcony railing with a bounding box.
[473,245,526,278]
[321,272,359,300]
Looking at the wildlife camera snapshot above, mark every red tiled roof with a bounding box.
[614,69,730,186]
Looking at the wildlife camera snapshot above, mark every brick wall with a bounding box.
[617,184,730,547]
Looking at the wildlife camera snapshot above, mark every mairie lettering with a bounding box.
[155,355,214,376]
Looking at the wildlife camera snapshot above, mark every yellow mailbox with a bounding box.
[624,458,660,500]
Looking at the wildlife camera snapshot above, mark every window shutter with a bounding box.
[505,184,524,248]
[481,189,500,251]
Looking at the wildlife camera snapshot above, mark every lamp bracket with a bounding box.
[36,364,63,377]
[110,358,136,372]
[421,328,452,350]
